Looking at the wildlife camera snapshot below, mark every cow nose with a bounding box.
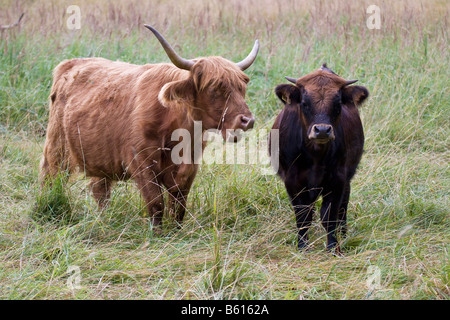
[312,124,334,140]
[240,115,255,130]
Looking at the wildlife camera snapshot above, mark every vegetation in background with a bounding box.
[0,0,448,299]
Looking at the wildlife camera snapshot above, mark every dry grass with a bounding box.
[0,0,449,300]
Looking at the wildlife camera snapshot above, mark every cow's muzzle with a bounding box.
[224,115,255,142]
[308,124,335,144]
[240,115,255,131]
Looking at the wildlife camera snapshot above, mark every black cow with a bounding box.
[270,64,369,254]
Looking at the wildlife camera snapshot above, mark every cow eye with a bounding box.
[333,101,342,115]
[300,101,310,112]
[208,88,219,96]
[332,94,343,115]
[209,87,226,99]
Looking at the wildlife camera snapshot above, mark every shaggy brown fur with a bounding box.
[40,55,255,228]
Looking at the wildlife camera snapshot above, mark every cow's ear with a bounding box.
[341,85,369,107]
[158,78,195,110]
[275,84,301,106]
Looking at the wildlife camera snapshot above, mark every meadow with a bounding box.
[0,0,448,299]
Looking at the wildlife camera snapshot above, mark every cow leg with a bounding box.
[166,164,197,227]
[89,177,114,208]
[168,189,189,226]
[39,146,71,186]
[39,155,53,185]
[293,199,315,250]
[134,173,165,229]
[320,184,345,254]
[338,183,351,238]
[284,179,317,250]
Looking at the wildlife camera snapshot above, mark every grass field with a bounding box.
[0,0,449,300]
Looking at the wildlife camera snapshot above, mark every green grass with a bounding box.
[0,0,449,299]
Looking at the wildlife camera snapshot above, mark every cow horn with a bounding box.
[235,40,260,71]
[344,79,358,86]
[144,24,194,70]
[285,76,297,84]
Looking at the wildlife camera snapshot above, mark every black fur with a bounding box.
[271,71,368,254]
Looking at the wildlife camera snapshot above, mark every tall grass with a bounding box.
[0,0,449,299]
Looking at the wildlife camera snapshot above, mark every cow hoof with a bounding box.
[297,241,310,251]
[327,244,343,256]
[149,224,163,237]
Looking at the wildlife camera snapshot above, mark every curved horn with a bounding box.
[285,76,298,84]
[343,79,358,87]
[235,40,260,71]
[144,24,194,70]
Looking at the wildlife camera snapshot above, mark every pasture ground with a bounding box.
[0,0,448,299]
